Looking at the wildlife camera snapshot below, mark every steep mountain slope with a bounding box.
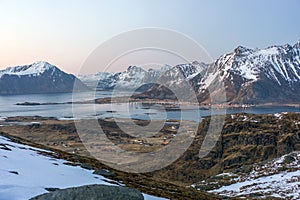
[193,41,300,104]
[148,112,300,193]
[138,62,207,100]
[0,61,88,94]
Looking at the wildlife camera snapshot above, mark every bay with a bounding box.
[0,91,299,121]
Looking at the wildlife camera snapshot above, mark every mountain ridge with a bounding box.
[136,40,300,104]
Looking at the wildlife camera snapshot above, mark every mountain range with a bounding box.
[80,40,300,104]
[1,40,299,102]
[0,61,88,94]
[78,64,173,91]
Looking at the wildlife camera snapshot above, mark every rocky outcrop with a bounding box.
[152,112,300,183]
[30,184,144,200]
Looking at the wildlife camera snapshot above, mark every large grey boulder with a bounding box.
[30,184,144,200]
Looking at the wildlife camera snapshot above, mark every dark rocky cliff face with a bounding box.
[151,112,300,183]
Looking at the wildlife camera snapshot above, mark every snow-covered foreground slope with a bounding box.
[0,136,166,200]
[206,152,300,199]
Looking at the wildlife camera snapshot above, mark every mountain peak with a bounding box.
[31,61,57,71]
[234,46,253,55]
[0,61,57,78]
[160,64,172,71]
[283,44,293,51]
[192,60,206,66]
[33,61,50,65]
[32,61,52,67]
[294,40,300,48]
[126,65,144,72]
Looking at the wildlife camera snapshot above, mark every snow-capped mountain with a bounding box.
[138,62,207,100]
[0,61,88,94]
[79,65,173,91]
[78,72,114,89]
[157,61,207,83]
[79,40,300,104]
[79,63,205,92]
[0,61,55,77]
[193,41,300,103]
[114,66,148,90]
[140,41,300,104]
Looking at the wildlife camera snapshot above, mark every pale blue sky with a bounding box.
[0,0,299,73]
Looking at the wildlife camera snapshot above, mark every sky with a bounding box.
[0,0,299,74]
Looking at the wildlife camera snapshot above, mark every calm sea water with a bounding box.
[0,91,299,121]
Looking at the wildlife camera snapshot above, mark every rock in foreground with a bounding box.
[30,184,144,200]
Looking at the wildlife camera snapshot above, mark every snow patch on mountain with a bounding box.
[115,66,147,89]
[239,63,258,80]
[259,46,280,56]
[174,62,206,80]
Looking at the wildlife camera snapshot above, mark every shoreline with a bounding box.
[14,96,300,109]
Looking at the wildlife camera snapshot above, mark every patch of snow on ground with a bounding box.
[211,170,300,199]
[0,136,167,200]
[274,113,282,119]
[208,152,300,199]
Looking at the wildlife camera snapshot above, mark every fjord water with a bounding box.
[0,91,299,121]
